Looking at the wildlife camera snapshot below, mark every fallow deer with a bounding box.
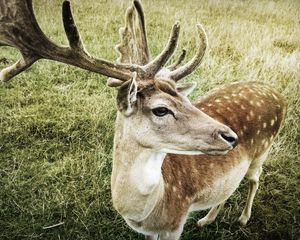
[0,1,287,239]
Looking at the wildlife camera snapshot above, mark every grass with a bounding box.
[0,0,299,239]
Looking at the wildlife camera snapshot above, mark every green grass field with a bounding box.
[0,0,299,239]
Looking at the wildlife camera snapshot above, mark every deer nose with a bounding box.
[220,131,238,148]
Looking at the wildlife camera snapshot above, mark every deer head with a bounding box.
[0,0,238,154]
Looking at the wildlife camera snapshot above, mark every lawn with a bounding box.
[0,0,299,239]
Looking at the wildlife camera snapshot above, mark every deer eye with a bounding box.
[152,107,170,117]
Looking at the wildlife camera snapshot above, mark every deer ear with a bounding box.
[117,72,138,116]
[176,82,197,96]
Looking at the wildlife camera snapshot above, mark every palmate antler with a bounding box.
[109,0,208,86]
[107,0,180,87]
[0,0,207,85]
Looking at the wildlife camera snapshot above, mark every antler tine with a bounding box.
[167,24,208,82]
[115,5,135,64]
[143,22,180,78]
[168,49,186,71]
[0,55,39,82]
[133,0,150,63]
[62,1,84,51]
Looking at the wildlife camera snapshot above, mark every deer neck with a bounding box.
[111,113,165,222]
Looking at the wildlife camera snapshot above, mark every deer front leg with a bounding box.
[145,234,158,240]
[197,202,225,227]
[238,166,262,226]
[159,229,182,240]
[159,222,185,240]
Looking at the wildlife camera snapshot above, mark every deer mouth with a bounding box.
[203,149,230,156]
[160,147,231,156]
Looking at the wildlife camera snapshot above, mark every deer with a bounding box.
[0,0,287,239]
